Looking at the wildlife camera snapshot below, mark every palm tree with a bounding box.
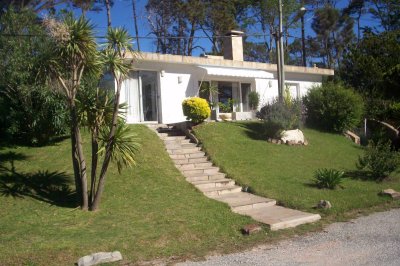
[43,14,102,210]
[77,83,140,208]
[90,27,138,211]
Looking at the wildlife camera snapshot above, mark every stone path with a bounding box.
[149,124,320,231]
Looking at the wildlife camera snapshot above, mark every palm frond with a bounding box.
[99,123,141,173]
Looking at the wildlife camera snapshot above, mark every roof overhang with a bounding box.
[198,65,274,79]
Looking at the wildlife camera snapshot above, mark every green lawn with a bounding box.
[0,125,269,266]
[2,123,399,265]
[194,121,400,219]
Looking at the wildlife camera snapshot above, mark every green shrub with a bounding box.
[248,91,260,110]
[257,99,303,138]
[303,83,364,133]
[182,97,211,124]
[218,98,236,113]
[313,168,344,189]
[388,102,400,125]
[357,140,400,180]
[0,8,69,145]
[0,85,69,145]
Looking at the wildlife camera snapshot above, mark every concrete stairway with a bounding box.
[148,125,321,231]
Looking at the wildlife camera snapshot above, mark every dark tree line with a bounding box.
[2,1,399,69]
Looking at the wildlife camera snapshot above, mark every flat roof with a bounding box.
[126,52,334,76]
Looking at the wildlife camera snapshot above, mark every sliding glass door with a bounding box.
[123,71,159,123]
[140,71,158,121]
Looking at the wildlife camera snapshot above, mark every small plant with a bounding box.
[199,82,218,108]
[257,99,302,138]
[357,140,400,181]
[218,98,236,113]
[313,168,344,189]
[218,102,231,113]
[182,97,211,124]
[248,91,260,110]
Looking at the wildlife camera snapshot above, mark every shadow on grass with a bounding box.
[0,135,70,149]
[343,170,377,181]
[234,121,266,141]
[0,151,76,208]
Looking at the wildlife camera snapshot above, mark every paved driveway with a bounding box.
[178,209,400,266]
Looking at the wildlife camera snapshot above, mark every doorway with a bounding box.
[124,71,159,123]
[140,71,158,121]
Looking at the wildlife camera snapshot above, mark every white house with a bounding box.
[120,31,334,124]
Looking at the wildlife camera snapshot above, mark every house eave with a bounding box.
[126,52,334,76]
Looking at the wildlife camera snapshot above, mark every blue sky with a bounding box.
[62,0,379,56]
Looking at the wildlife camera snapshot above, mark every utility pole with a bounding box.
[300,6,307,67]
[278,0,285,103]
[274,32,281,96]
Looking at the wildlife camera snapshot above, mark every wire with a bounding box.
[0,32,302,40]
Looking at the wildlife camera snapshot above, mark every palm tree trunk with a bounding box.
[89,128,99,204]
[90,80,122,211]
[70,103,89,210]
[105,0,112,29]
[69,117,82,206]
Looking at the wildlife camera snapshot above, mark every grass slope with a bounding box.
[0,125,264,265]
[194,122,400,218]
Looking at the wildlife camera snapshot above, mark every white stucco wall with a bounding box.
[159,72,192,124]
[255,72,322,109]
[157,64,202,124]
[121,60,328,124]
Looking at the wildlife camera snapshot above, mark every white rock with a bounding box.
[78,251,122,266]
[280,129,305,144]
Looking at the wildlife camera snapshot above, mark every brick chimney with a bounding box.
[223,30,244,61]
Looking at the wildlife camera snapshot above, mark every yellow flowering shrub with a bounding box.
[182,97,211,124]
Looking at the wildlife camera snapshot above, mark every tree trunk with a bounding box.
[132,0,140,51]
[105,0,112,29]
[187,21,195,56]
[69,114,82,207]
[90,80,122,211]
[89,127,99,204]
[70,103,89,210]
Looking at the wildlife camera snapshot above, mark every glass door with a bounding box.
[140,71,158,122]
[241,83,251,112]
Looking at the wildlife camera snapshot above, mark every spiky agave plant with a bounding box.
[314,168,344,189]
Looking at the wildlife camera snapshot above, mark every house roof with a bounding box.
[127,52,334,76]
[198,65,274,79]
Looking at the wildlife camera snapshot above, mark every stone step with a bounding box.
[200,185,243,197]
[158,131,184,137]
[165,143,197,150]
[182,167,220,176]
[169,152,206,159]
[167,147,202,155]
[192,178,235,189]
[176,162,213,170]
[154,125,321,231]
[210,192,277,212]
[157,128,182,134]
[164,139,192,145]
[186,173,226,182]
[173,157,209,165]
[236,205,321,231]
[164,138,191,145]
[162,135,187,141]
